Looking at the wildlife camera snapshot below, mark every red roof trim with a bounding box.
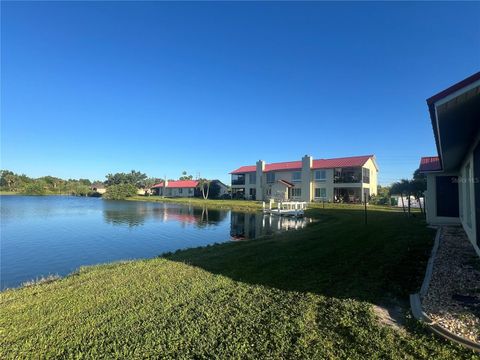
[151,180,199,189]
[418,156,442,172]
[230,155,375,174]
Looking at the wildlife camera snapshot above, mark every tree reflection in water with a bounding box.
[102,201,228,228]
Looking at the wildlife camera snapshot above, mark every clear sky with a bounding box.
[1,2,479,185]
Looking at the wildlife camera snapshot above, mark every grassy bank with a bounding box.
[127,195,415,214]
[0,207,475,358]
[0,191,19,195]
[128,195,264,211]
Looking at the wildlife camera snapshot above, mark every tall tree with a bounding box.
[105,170,147,188]
[197,179,211,200]
[179,171,193,180]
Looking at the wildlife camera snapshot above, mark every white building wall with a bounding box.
[458,140,480,256]
[312,169,334,201]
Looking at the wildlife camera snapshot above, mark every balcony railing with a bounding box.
[232,179,245,186]
[334,175,361,184]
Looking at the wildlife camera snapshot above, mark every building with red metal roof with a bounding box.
[230,154,378,203]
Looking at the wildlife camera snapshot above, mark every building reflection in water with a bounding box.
[230,212,312,240]
[102,201,311,240]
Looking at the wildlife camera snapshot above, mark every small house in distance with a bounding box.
[91,182,106,195]
[419,72,480,256]
[151,180,198,197]
[151,179,229,198]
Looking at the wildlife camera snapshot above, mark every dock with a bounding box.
[262,200,307,217]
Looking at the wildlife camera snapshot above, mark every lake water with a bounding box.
[0,196,311,290]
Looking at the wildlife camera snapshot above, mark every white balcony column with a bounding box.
[256,160,265,201]
[301,155,313,202]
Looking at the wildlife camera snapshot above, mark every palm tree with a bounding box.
[197,179,211,200]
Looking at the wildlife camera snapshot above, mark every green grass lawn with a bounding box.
[0,206,476,359]
[128,195,264,211]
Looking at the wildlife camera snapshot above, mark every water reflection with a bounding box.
[230,212,312,240]
[2,196,313,289]
[102,201,228,228]
[102,201,312,240]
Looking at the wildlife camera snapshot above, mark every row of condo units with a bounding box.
[229,154,378,203]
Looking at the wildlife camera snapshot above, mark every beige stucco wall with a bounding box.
[362,157,378,197]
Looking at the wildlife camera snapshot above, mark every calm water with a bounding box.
[0,196,310,290]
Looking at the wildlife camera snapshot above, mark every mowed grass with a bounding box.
[128,195,263,211]
[1,207,477,358]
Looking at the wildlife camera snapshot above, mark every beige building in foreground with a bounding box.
[230,155,378,203]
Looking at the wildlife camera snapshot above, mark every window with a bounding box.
[362,168,370,184]
[266,172,275,184]
[249,173,256,184]
[292,172,302,182]
[334,168,361,183]
[314,170,326,181]
[232,174,245,185]
[291,188,301,197]
[179,188,183,194]
[436,176,460,218]
[189,188,193,194]
[315,188,326,199]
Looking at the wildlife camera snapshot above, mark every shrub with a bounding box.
[369,194,390,205]
[22,182,47,195]
[103,184,137,200]
[68,184,91,196]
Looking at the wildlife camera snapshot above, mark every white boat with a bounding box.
[262,200,307,217]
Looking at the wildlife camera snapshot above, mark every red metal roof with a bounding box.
[312,155,373,169]
[266,161,302,172]
[230,165,256,174]
[230,155,374,174]
[418,156,442,172]
[151,180,199,188]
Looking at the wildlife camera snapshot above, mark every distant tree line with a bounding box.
[369,168,427,216]
[1,169,224,200]
[0,170,95,196]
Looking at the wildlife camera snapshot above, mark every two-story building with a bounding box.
[230,155,378,202]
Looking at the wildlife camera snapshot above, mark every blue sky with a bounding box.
[1,2,479,185]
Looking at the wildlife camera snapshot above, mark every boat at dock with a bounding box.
[262,200,307,217]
